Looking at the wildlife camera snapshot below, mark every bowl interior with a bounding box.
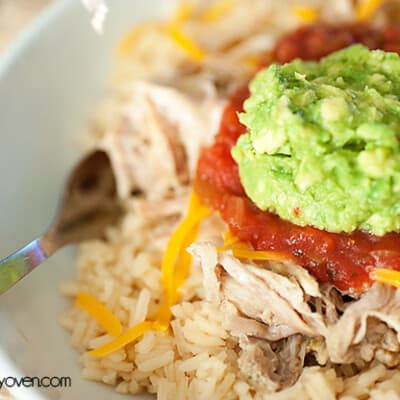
[0,1,174,398]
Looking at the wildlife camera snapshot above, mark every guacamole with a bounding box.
[232,45,400,236]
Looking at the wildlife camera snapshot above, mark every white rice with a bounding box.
[60,206,400,399]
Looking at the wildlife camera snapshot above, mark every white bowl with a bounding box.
[0,1,174,398]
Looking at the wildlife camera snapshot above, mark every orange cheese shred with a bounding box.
[161,191,211,301]
[89,321,162,358]
[216,242,249,252]
[217,232,289,261]
[166,24,206,62]
[173,1,193,24]
[118,1,206,61]
[241,55,261,70]
[356,0,385,21]
[217,231,250,251]
[75,292,123,337]
[371,268,400,289]
[154,302,174,331]
[117,1,194,58]
[90,191,210,357]
[117,23,158,57]
[201,0,235,23]
[173,224,200,291]
[222,230,240,246]
[231,248,290,262]
[292,6,320,24]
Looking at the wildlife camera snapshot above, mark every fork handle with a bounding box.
[0,238,47,295]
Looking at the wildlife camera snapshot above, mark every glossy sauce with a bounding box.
[195,24,400,292]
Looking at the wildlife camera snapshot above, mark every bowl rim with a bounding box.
[0,2,77,399]
[0,0,73,77]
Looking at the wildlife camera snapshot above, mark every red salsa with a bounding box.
[195,24,400,292]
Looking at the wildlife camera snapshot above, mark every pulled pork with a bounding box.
[190,242,400,391]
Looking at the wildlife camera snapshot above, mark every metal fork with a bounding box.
[0,150,123,295]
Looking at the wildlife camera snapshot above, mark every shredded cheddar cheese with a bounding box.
[173,1,193,24]
[232,248,289,262]
[118,0,207,62]
[161,191,210,301]
[217,230,245,251]
[75,292,123,336]
[90,192,210,358]
[241,55,261,70]
[201,0,235,23]
[117,23,159,57]
[219,230,255,251]
[174,224,200,291]
[371,268,400,289]
[217,242,249,251]
[292,6,319,24]
[166,24,206,62]
[356,0,385,21]
[167,1,207,63]
[90,321,162,358]
[222,230,241,246]
[218,231,289,261]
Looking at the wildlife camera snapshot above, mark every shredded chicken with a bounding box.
[326,284,400,364]
[239,334,308,392]
[101,81,225,199]
[131,191,189,220]
[190,242,400,391]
